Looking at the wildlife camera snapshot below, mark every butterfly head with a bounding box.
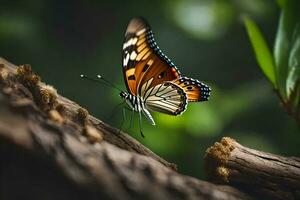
[119,91,129,99]
[120,91,136,110]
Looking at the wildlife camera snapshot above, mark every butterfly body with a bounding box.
[80,17,210,137]
[120,77,190,126]
[120,17,211,134]
[120,91,155,125]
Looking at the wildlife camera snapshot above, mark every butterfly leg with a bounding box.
[105,101,125,122]
[129,110,134,130]
[117,107,127,135]
[123,107,134,132]
[138,111,145,138]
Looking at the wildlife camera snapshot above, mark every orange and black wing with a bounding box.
[173,77,211,102]
[122,17,181,96]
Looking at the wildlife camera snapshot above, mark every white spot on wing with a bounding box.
[123,37,138,50]
[130,51,137,60]
[132,37,138,45]
[123,39,130,50]
[136,28,146,36]
[123,53,130,66]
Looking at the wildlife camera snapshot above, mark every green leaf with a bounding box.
[244,16,277,88]
[274,0,300,100]
[274,6,296,99]
[287,24,300,97]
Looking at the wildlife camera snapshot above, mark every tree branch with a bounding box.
[205,137,300,200]
[0,58,252,200]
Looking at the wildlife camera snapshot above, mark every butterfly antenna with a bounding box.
[80,74,122,92]
[96,74,123,92]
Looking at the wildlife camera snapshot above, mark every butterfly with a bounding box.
[119,17,211,137]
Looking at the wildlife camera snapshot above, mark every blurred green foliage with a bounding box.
[245,0,300,123]
[0,0,299,179]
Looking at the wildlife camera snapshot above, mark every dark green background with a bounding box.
[1,0,299,179]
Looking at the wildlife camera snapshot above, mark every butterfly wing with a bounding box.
[173,77,211,102]
[143,81,188,115]
[122,17,181,96]
[122,17,210,116]
[122,17,147,95]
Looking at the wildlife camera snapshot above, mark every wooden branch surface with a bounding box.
[0,57,176,170]
[0,58,252,200]
[205,137,300,200]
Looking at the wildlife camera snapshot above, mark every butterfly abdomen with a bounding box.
[120,91,156,125]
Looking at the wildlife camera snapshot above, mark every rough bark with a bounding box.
[205,137,300,200]
[0,57,252,200]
